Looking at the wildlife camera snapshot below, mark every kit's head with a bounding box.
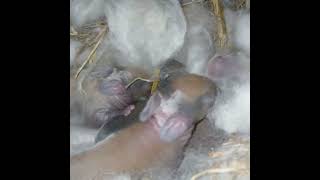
[139,59,217,142]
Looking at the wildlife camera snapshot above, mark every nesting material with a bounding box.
[70,19,107,46]
[70,39,82,66]
[70,0,105,27]
[224,9,250,55]
[210,0,230,49]
[103,0,187,70]
[70,125,98,156]
[70,20,108,79]
[234,13,250,55]
[177,135,250,180]
[176,4,216,76]
[210,82,250,134]
[206,51,250,135]
[221,0,249,11]
[74,26,107,78]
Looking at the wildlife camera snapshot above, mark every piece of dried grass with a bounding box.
[210,0,230,49]
[73,22,108,79]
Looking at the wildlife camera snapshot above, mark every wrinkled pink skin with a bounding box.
[140,92,193,142]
